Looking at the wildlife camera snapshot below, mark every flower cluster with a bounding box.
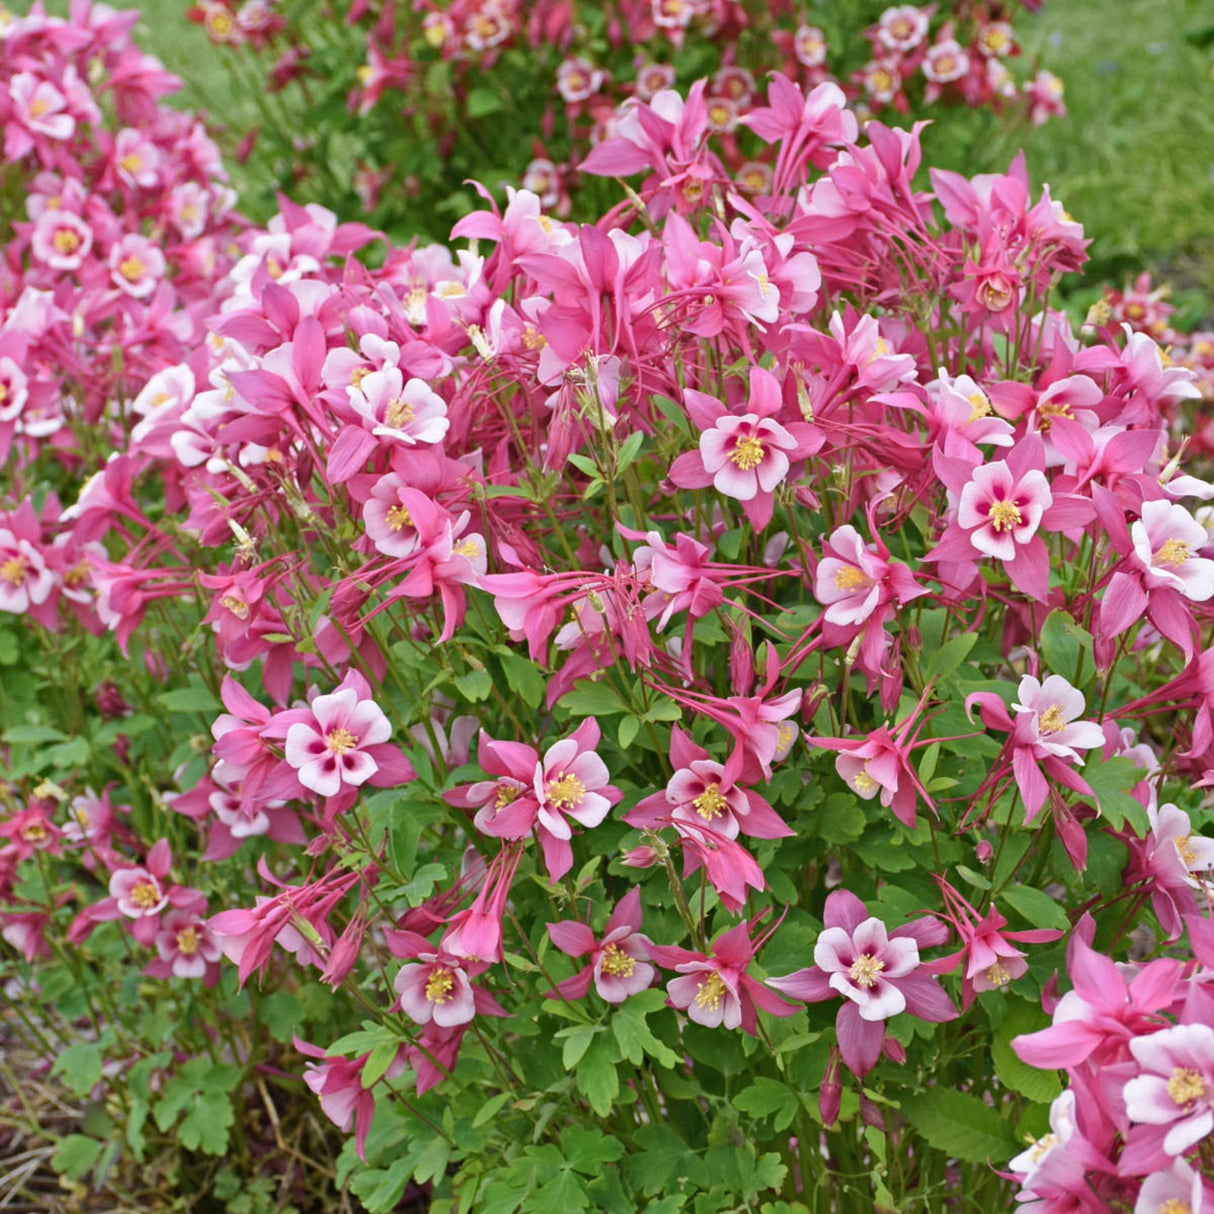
[3,20,1213,1211]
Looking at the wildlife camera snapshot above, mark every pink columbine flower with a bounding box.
[533,719,621,881]
[1133,1160,1207,1214]
[394,953,478,1027]
[1008,1089,1077,1190]
[699,414,797,505]
[923,38,969,84]
[1130,499,1214,602]
[113,128,161,188]
[0,530,53,614]
[546,887,656,1003]
[9,72,75,142]
[814,523,924,629]
[283,673,395,798]
[875,6,929,52]
[348,367,449,446]
[769,890,954,1076]
[649,922,796,1035]
[108,234,166,298]
[957,457,1051,564]
[31,210,93,271]
[150,911,222,979]
[1123,1023,1214,1166]
[110,865,169,919]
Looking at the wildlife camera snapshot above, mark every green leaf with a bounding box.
[2,723,66,743]
[177,1091,233,1155]
[413,1135,452,1186]
[500,652,545,709]
[560,680,626,717]
[361,1039,401,1088]
[991,1000,1063,1104]
[733,1078,800,1131]
[472,1092,511,1128]
[52,1134,103,1180]
[1081,753,1149,836]
[629,1125,706,1197]
[350,1156,420,1214]
[562,1126,624,1174]
[466,88,503,117]
[453,668,493,702]
[51,1042,103,1098]
[1039,611,1094,687]
[576,1034,619,1116]
[1000,885,1069,931]
[616,431,645,472]
[533,1168,591,1213]
[923,632,978,680]
[817,793,866,845]
[558,1023,605,1070]
[157,685,221,714]
[612,999,679,1069]
[899,1088,1017,1163]
[618,715,640,749]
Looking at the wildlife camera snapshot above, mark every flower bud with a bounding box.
[621,845,659,869]
[974,838,994,862]
[819,1049,842,1128]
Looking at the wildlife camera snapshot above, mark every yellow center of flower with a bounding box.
[326,727,358,755]
[384,397,415,428]
[890,17,913,38]
[694,971,726,1011]
[853,766,879,795]
[455,538,481,559]
[385,504,412,531]
[730,435,765,470]
[425,967,455,1003]
[833,565,872,591]
[967,391,991,422]
[693,783,728,820]
[1159,1201,1192,1214]
[21,821,47,843]
[1155,538,1191,567]
[986,962,1011,987]
[681,178,704,205]
[266,255,284,280]
[29,97,50,118]
[1037,400,1073,432]
[522,326,547,350]
[546,773,585,811]
[220,593,249,619]
[1175,834,1197,865]
[708,102,732,126]
[494,783,518,811]
[0,555,28,586]
[130,880,161,910]
[1026,1132,1059,1163]
[1038,704,1068,735]
[848,953,885,988]
[600,944,636,978]
[177,926,200,955]
[52,228,80,254]
[988,500,1022,532]
[64,559,89,587]
[1167,1067,1205,1107]
[356,64,374,84]
[118,255,146,281]
[741,167,768,191]
[870,68,895,92]
[119,153,143,174]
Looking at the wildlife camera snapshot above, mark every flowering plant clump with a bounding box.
[4,8,1214,1212]
[184,0,1060,237]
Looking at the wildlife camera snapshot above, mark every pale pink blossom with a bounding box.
[348,368,450,447]
[1123,1023,1214,1160]
[110,866,169,919]
[699,414,796,503]
[1010,674,1105,764]
[109,234,166,298]
[957,459,1052,562]
[394,954,477,1027]
[30,210,92,271]
[284,682,393,797]
[1130,500,1214,601]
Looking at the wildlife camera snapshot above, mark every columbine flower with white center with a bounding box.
[0,529,53,614]
[394,952,477,1027]
[30,209,92,271]
[110,866,169,919]
[1010,674,1105,764]
[768,890,954,1076]
[108,233,166,299]
[531,719,620,881]
[957,458,1052,563]
[283,672,394,798]
[546,887,656,1004]
[1131,500,1214,602]
[1008,1090,1077,1189]
[699,413,797,505]
[923,38,969,84]
[348,367,449,446]
[875,5,929,52]
[1123,1023,1214,1163]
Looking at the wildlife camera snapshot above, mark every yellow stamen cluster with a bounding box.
[220,594,249,620]
[1025,1132,1060,1163]
[693,783,728,821]
[852,767,879,795]
[385,504,412,532]
[546,773,586,811]
[833,565,872,591]
[326,727,358,755]
[494,783,519,811]
[119,153,143,174]
[384,397,416,428]
[848,953,885,988]
[118,256,146,282]
[21,821,47,844]
[1175,834,1197,866]
[1159,1201,1192,1214]
[600,944,636,978]
[1167,1067,1205,1107]
[0,555,29,586]
[967,391,991,422]
[694,971,726,1011]
[986,962,1011,987]
[425,967,455,1003]
[988,499,1023,532]
[52,228,81,255]
[1036,400,1073,432]
[176,926,200,956]
[29,97,50,118]
[1154,538,1191,568]
[730,434,765,471]
[1037,704,1068,735]
[130,881,161,910]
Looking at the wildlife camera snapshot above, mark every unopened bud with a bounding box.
[819,1051,842,1128]
[975,839,994,863]
[621,845,660,869]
